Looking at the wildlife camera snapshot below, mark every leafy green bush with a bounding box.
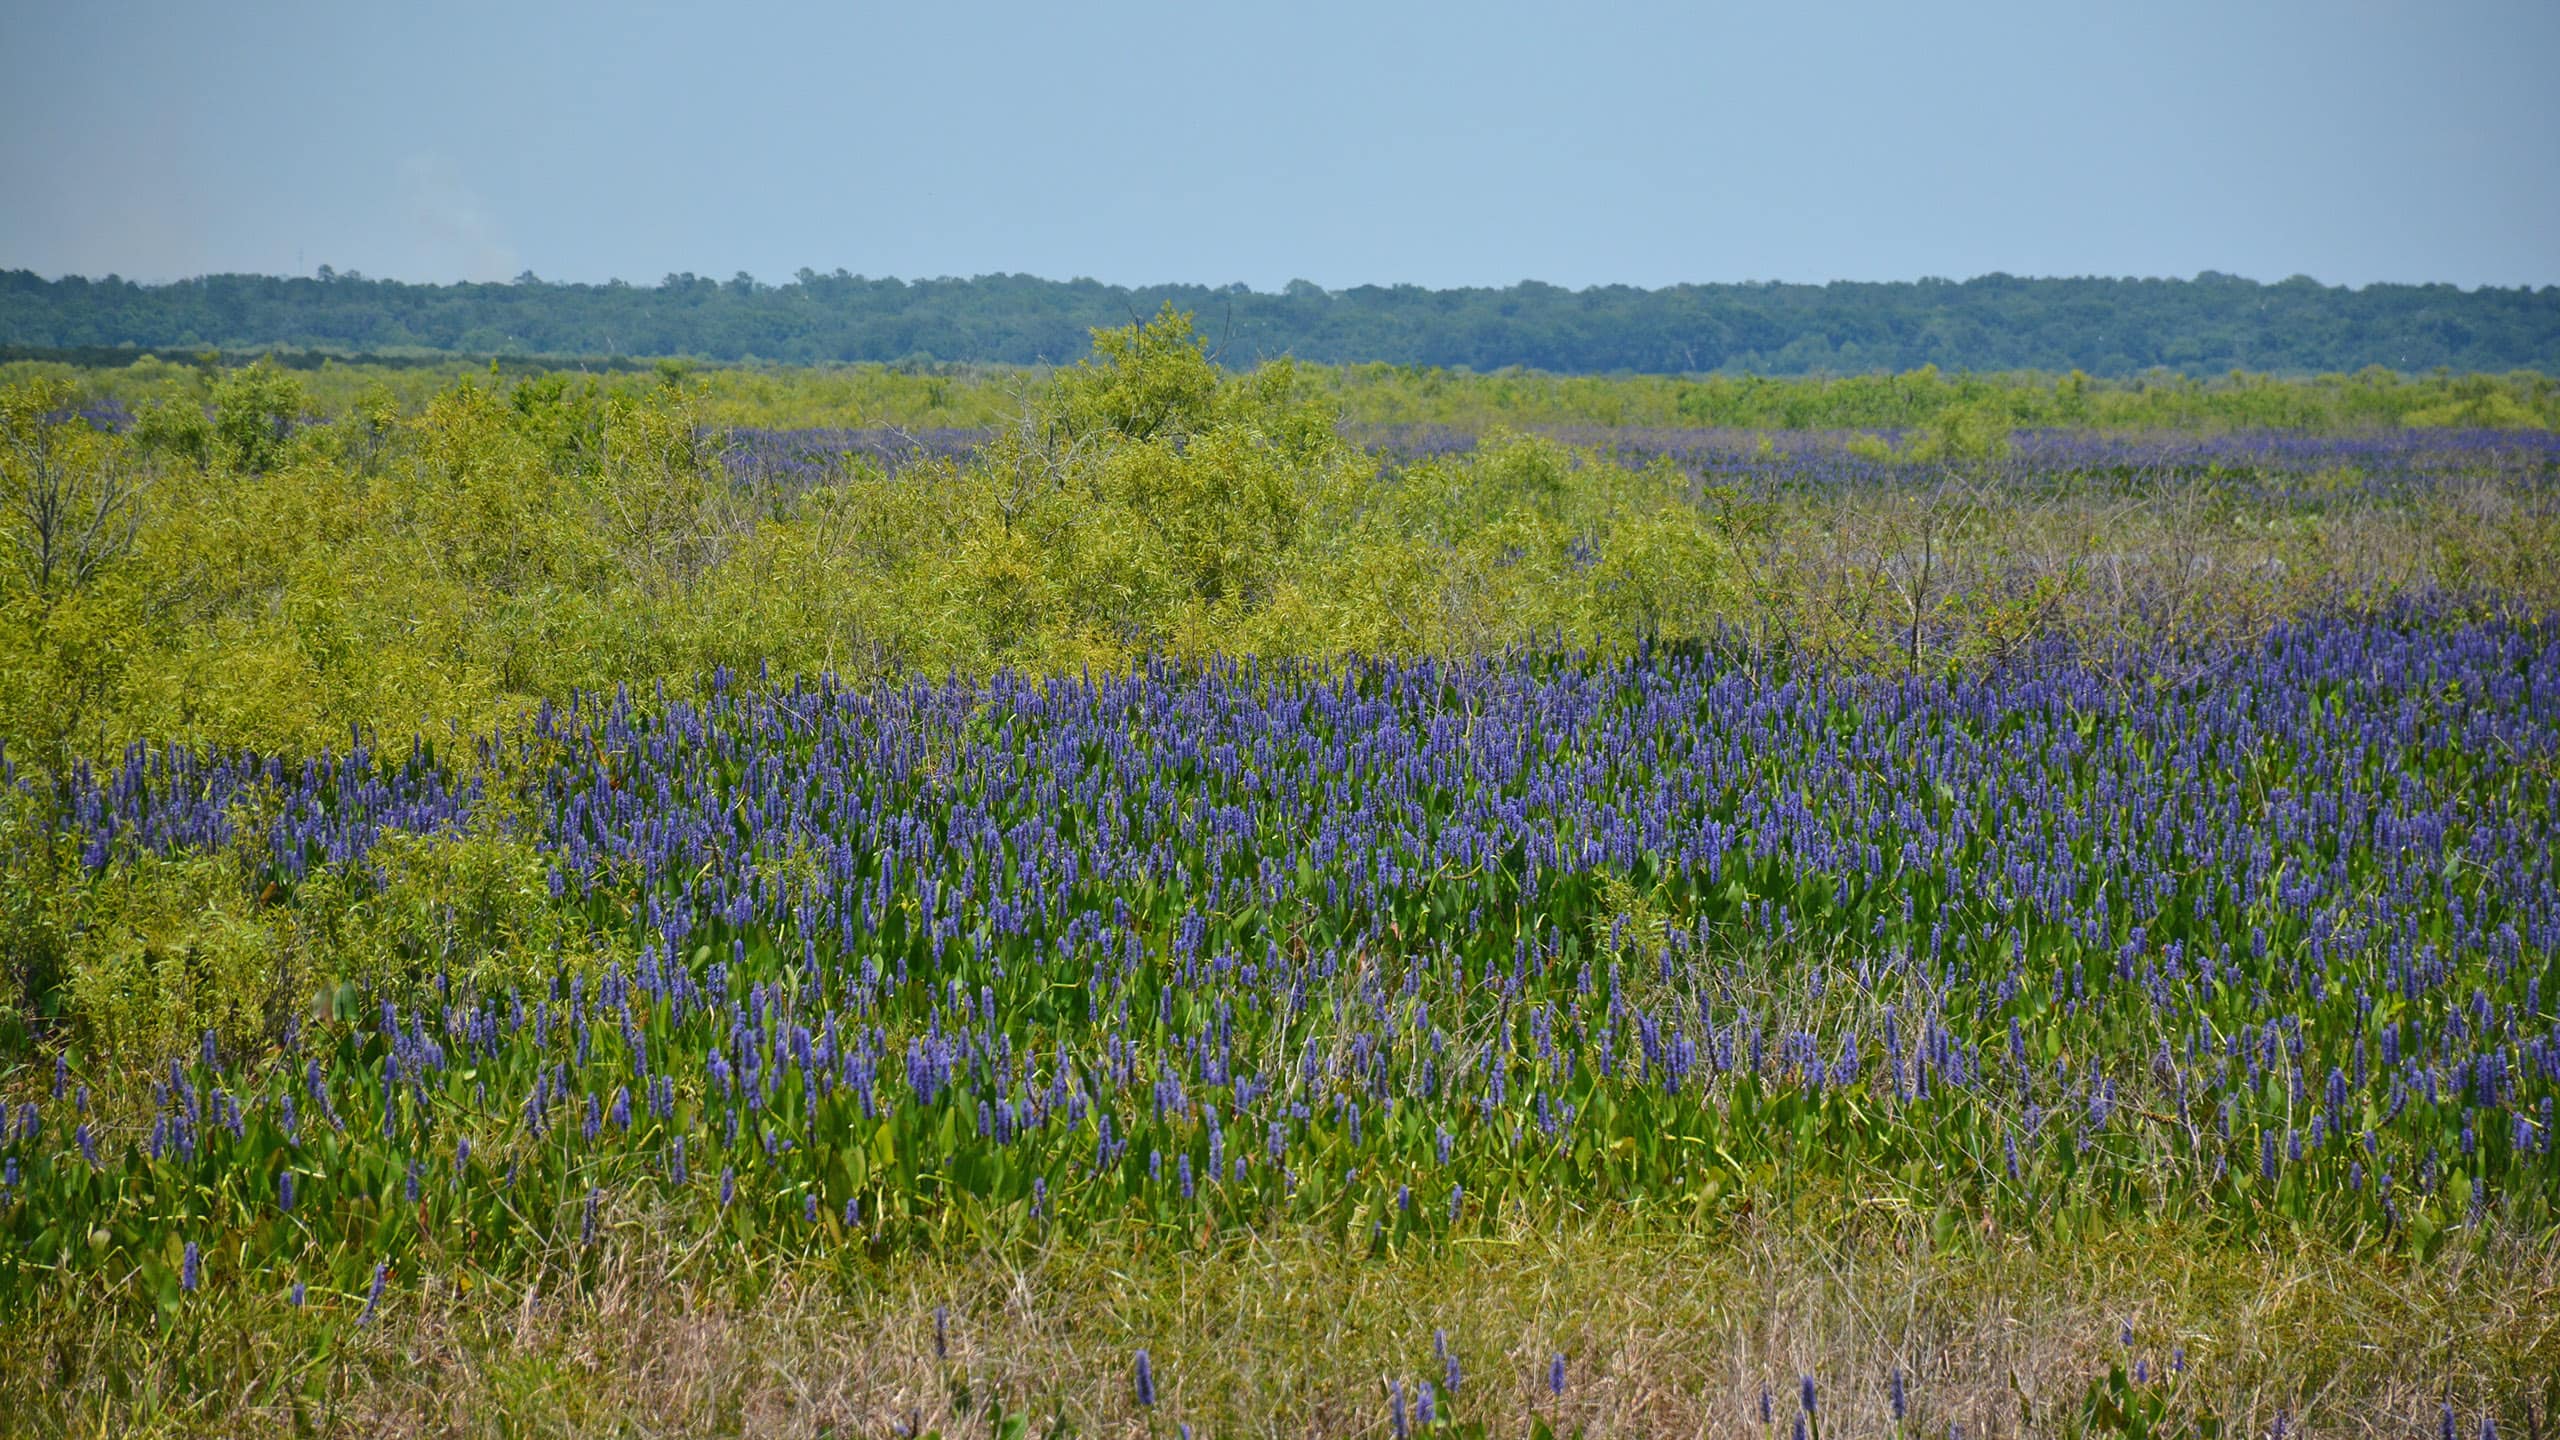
[342,822,615,1007]
[0,787,70,1058]
[206,360,305,475]
[32,815,615,1075]
[58,846,295,1069]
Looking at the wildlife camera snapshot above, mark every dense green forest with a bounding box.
[6,267,2556,375]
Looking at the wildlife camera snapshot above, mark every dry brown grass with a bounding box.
[8,1201,2555,1439]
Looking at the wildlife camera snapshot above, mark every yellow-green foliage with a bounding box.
[340,823,619,1005]
[1292,429,1742,656]
[1,314,2553,771]
[56,844,295,1071]
[0,379,153,763]
[0,790,70,1052]
[28,819,614,1071]
[18,352,2559,436]
[1894,398,2016,466]
[0,742,626,1066]
[2404,376,2546,429]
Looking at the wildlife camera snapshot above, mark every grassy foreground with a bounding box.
[7,1200,2555,1438]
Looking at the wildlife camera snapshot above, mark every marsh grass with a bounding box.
[6,1194,2553,1438]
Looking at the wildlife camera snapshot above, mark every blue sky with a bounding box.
[3,0,2554,290]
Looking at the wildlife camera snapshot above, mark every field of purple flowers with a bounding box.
[4,593,2555,1435]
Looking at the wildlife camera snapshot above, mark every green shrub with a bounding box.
[206,360,305,475]
[38,815,617,1075]
[343,822,608,1006]
[0,788,71,1059]
[59,846,296,1070]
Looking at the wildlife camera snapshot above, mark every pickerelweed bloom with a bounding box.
[1134,1349,1156,1407]
[1549,1353,1566,1396]
[16,595,2560,1383]
[180,1241,200,1293]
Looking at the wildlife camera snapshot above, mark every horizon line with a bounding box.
[10,266,2557,297]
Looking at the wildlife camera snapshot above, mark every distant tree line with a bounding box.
[3,267,2555,376]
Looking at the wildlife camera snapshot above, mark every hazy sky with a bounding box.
[4,0,2554,291]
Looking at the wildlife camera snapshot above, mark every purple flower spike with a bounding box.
[358,1262,387,1325]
